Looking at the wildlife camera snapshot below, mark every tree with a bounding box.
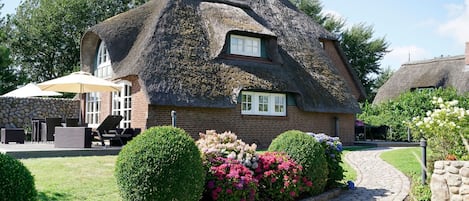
[0,2,27,94]
[372,66,393,92]
[340,23,389,98]
[6,0,148,82]
[292,0,390,101]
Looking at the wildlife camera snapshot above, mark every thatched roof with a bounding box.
[373,55,469,104]
[81,0,361,114]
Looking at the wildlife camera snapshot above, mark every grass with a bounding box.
[21,156,121,201]
[380,147,431,201]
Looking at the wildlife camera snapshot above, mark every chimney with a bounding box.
[466,42,469,65]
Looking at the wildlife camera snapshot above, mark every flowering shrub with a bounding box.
[268,130,328,195]
[408,97,469,160]
[307,133,344,188]
[196,130,258,169]
[205,157,257,201]
[254,152,313,201]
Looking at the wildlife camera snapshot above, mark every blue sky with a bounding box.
[3,0,469,71]
[322,0,469,71]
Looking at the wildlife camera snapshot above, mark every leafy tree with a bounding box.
[373,66,393,91]
[0,2,27,94]
[6,0,148,82]
[340,23,389,99]
[292,0,390,101]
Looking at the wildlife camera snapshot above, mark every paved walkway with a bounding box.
[331,147,411,201]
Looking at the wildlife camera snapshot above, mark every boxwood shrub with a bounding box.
[115,126,205,201]
[0,153,37,201]
[268,130,328,195]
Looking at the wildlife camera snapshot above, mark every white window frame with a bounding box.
[112,81,132,128]
[241,91,286,116]
[95,41,112,78]
[85,92,101,128]
[230,34,261,57]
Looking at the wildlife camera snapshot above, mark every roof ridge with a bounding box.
[403,55,464,66]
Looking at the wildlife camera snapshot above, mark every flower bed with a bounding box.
[196,130,344,200]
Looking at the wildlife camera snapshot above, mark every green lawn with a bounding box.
[21,156,121,201]
[340,146,376,182]
[380,147,431,200]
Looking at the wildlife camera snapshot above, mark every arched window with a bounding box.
[112,81,132,128]
[95,41,112,78]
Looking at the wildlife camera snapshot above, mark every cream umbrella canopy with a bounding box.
[37,71,121,124]
[1,83,62,97]
[37,71,121,93]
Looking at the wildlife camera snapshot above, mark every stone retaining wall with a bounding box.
[0,97,79,130]
[431,161,469,201]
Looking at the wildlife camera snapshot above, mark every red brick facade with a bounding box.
[146,105,356,148]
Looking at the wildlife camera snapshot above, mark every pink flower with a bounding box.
[290,191,296,197]
[226,189,233,194]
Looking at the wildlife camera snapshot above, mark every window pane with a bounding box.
[241,94,252,111]
[230,35,261,57]
[259,95,269,112]
[274,96,285,112]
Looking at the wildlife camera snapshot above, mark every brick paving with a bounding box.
[331,147,411,201]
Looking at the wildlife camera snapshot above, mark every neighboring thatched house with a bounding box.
[80,0,365,147]
[374,42,469,104]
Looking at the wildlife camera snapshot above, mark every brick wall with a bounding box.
[146,105,356,148]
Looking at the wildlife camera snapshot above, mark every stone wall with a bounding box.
[431,161,469,201]
[0,97,79,130]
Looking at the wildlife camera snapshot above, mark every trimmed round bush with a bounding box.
[0,154,37,201]
[115,126,205,201]
[268,130,328,195]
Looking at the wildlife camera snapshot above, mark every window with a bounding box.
[85,92,101,128]
[112,81,132,128]
[95,41,112,78]
[230,35,261,57]
[241,92,286,116]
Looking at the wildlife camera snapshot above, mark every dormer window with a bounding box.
[230,34,261,57]
[95,41,112,78]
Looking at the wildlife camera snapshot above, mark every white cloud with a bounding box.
[321,9,343,20]
[381,45,430,71]
[438,0,469,44]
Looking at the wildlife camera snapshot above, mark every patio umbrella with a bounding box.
[1,83,62,97]
[37,71,121,123]
[37,71,121,93]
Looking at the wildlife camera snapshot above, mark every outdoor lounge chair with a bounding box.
[93,115,127,146]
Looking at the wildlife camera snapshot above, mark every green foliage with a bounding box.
[307,133,344,188]
[115,126,205,201]
[359,88,469,141]
[6,0,149,82]
[408,97,468,160]
[381,148,431,201]
[0,154,37,201]
[340,23,389,99]
[268,130,328,195]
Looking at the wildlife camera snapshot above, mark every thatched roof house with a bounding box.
[80,0,365,146]
[374,43,469,104]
